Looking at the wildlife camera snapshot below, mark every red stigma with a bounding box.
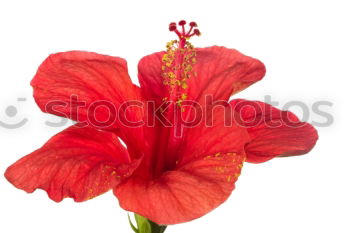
[189,22,197,27]
[169,24,177,31]
[168,20,200,42]
[193,29,201,36]
[178,20,186,26]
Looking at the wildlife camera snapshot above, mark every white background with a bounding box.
[0,0,349,232]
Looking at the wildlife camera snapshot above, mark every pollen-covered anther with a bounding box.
[168,72,176,79]
[162,21,199,106]
[184,64,193,72]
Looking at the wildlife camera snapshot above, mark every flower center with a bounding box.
[151,21,201,178]
[161,20,200,107]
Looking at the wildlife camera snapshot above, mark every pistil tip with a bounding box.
[193,29,201,36]
[178,20,186,26]
[168,20,201,40]
[169,23,177,31]
[189,22,198,27]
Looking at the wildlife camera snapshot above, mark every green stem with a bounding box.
[128,214,167,233]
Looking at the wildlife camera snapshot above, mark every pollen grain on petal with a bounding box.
[201,152,245,183]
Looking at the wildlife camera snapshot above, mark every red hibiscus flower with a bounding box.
[5,21,318,230]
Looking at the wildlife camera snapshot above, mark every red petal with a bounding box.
[115,152,245,225]
[138,51,166,105]
[116,106,249,224]
[176,105,250,165]
[141,102,249,179]
[230,99,318,163]
[31,51,144,150]
[5,125,140,202]
[190,46,266,103]
[138,46,265,104]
